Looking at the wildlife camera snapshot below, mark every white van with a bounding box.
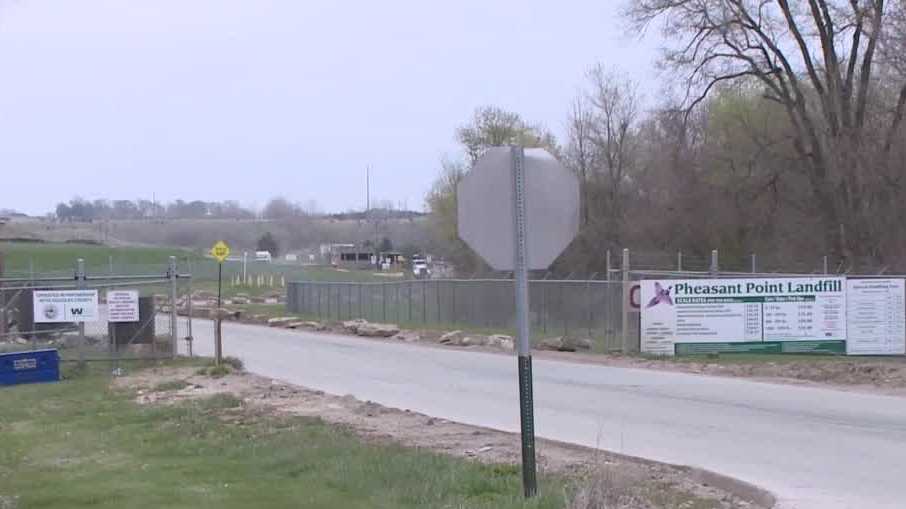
[255,251,272,263]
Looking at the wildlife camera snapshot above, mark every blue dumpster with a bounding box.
[0,349,60,386]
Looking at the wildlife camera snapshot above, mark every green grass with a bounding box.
[152,379,191,392]
[0,362,566,509]
[0,240,399,286]
[0,240,200,275]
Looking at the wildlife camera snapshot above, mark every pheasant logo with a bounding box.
[646,282,673,308]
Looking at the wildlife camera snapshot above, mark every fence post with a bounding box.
[169,256,178,358]
[452,281,457,326]
[77,258,86,365]
[408,281,413,323]
[677,250,683,272]
[621,248,630,354]
[605,250,612,281]
[586,277,593,339]
[823,255,829,274]
[751,253,756,274]
[0,252,5,338]
[186,257,194,357]
[710,249,719,276]
[422,279,427,324]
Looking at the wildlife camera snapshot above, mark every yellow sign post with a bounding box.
[211,241,231,263]
[210,241,230,365]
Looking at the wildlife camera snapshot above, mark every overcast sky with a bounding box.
[0,0,661,216]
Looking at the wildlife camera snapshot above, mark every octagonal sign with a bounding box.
[457,147,580,271]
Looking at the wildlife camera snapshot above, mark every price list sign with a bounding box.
[846,279,906,355]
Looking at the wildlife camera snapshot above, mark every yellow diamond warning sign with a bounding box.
[210,241,231,263]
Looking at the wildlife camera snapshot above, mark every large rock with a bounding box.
[538,336,593,352]
[342,319,368,333]
[216,308,242,320]
[460,335,486,347]
[538,337,565,351]
[394,331,421,342]
[488,334,515,350]
[231,297,250,305]
[562,336,593,351]
[356,323,400,338]
[267,317,296,327]
[439,330,465,346]
[288,321,327,331]
[249,314,269,324]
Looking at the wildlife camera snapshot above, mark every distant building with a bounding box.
[335,246,374,268]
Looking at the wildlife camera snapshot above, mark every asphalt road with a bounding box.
[175,318,906,509]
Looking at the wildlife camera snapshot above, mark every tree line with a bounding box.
[427,1,906,275]
[52,196,423,223]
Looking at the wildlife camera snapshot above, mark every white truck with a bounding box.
[412,256,430,278]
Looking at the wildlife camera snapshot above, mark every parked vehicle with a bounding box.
[412,256,430,278]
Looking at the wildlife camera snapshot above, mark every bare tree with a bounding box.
[627,0,906,262]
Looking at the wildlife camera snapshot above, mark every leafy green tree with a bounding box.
[256,232,279,257]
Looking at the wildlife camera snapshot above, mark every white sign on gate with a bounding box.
[107,290,140,323]
[33,290,99,323]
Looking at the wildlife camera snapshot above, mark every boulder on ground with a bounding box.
[439,330,465,346]
[460,335,487,347]
[488,334,515,350]
[538,336,593,352]
[267,317,296,327]
[538,337,565,351]
[562,336,593,351]
[231,297,250,305]
[216,308,242,320]
[356,323,400,338]
[394,331,421,342]
[288,321,327,331]
[343,319,368,333]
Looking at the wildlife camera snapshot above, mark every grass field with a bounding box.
[0,241,403,285]
[0,241,199,275]
[0,361,566,509]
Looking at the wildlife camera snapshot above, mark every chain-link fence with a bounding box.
[287,279,624,350]
[0,256,192,364]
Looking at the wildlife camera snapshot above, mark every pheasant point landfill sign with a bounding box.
[641,277,848,355]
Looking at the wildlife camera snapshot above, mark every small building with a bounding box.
[335,246,374,268]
